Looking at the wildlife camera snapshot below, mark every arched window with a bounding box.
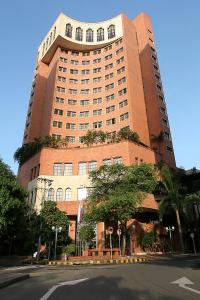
[48,188,54,201]
[86,29,93,42]
[65,23,72,38]
[75,27,83,41]
[65,188,72,201]
[108,25,115,39]
[56,188,63,201]
[97,28,104,42]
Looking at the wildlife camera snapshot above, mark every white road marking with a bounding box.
[39,278,89,300]
[171,276,200,295]
[5,265,45,271]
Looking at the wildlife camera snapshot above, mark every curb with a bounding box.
[0,274,30,289]
[48,257,147,266]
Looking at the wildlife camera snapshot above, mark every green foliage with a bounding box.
[183,192,200,217]
[40,201,69,243]
[79,223,96,243]
[137,231,157,252]
[62,244,75,256]
[14,136,68,165]
[84,163,157,226]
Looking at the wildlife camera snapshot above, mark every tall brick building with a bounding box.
[18,12,175,246]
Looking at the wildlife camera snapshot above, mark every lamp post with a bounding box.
[129,224,136,256]
[36,177,53,261]
[52,226,62,261]
[166,226,175,253]
[117,228,122,256]
[108,227,114,259]
[190,232,197,254]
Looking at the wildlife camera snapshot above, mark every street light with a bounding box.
[190,232,197,255]
[108,227,114,259]
[52,226,62,260]
[117,228,122,256]
[129,224,136,256]
[165,226,175,253]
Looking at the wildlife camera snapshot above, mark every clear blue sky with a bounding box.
[0,0,200,174]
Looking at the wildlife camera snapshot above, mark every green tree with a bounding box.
[159,165,184,253]
[79,223,96,248]
[84,163,157,254]
[39,201,70,257]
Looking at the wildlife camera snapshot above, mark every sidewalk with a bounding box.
[0,272,30,289]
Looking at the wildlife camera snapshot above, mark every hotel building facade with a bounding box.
[18,12,175,248]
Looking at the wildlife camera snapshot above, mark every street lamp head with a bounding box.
[59,227,62,232]
[165,227,169,231]
[52,226,55,231]
[172,226,175,231]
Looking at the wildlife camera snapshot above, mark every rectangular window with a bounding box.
[58,76,66,82]
[69,78,78,84]
[93,58,101,64]
[89,161,97,172]
[153,64,159,71]
[104,45,112,51]
[60,57,67,63]
[67,111,76,117]
[103,159,112,166]
[116,57,124,65]
[79,123,89,130]
[82,52,90,56]
[105,63,113,70]
[118,88,127,96]
[82,60,90,65]
[159,95,164,102]
[80,100,89,106]
[152,55,157,62]
[57,86,65,93]
[157,84,162,91]
[52,134,61,140]
[64,163,73,176]
[81,79,90,84]
[55,97,65,104]
[115,38,122,46]
[93,77,102,83]
[71,51,79,56]
[66,123,76,130]
[106,118,116,125]
[162,118,168,127]
[93,68,101,73]
[93,87,102,93]
[81,69,90,74]
[80,89,90,95]
[160,107,166,114]
[53,121,62,128]
[53,163,62,176]
[93,109,102,116]
[78,162,87,175]
[54,108,63,116]
[118,77,126,85]
[70,69,78,74]
[164,131,171,140]
[59,66,67,73]
[120,112,129,121]
[117,66,125,74]
[105,73,113,80]
[93,49,101,55]
[93,98,102,104]
[105,54,112,61]
[106,105,115,114]
[80,111,89,117]
[71,60,78,65]
[113,157,123,164]
[105,94,115,102]
[68,99,77,105]
[119,99,128,108]
[155,74,160,81]
[116,47,123,55]
[66,136,76,143]
[105,83,114,91]
[68,89,78,95]
[166,145,173,152]
[93,121,102,129]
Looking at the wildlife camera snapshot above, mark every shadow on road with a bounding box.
[147,255,200,270]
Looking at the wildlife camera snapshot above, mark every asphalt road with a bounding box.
[0,255,200,300]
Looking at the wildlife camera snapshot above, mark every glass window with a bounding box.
[89,161,97,172]
[108,25,115,39]
[78,162,87,175]
[65,188,72,200]
[86,29,93,42]
[65,24,72,38]
[56,188,63,201]
[97,28,104,42]
[113,157,123,165]
[64,163,73,176]
[53,163,62,175]
[103,159,112,166]
[77,188,87,200]
[47,188,54,201]
[75,27,83,41]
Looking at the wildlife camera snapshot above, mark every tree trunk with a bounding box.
[121,222,127,256]
[175,208,184,253]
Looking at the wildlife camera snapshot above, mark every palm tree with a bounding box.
[159,165,184,253]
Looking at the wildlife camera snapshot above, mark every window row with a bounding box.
[55,95,127,106]
[47,187,87,201]
[65,24,116,42]
[53,157,123,176]
[56,87,127,96]
[52,113,129,129]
